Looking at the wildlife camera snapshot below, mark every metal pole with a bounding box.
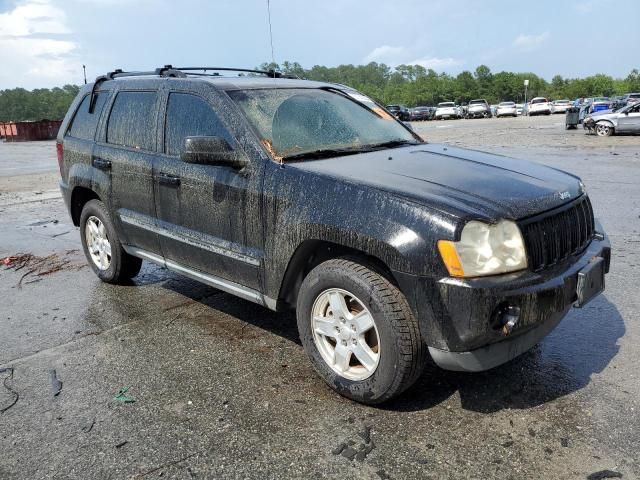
[83,65,87,84]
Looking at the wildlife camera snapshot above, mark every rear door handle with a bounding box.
[158,172,181,187]
[92,157,111,170]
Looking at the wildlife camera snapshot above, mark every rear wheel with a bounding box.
[595,123,613,137]
[80,199,142,283]
[296,258,426,404]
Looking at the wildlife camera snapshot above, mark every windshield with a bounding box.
[531,98,548,104]
[469,100,485,105]
[438,102,454,107]
[499,102,514,106]
[229,88,419,161]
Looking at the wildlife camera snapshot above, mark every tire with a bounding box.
[80,199,143,283]
[595,123,613,137]
[296,258,425,404]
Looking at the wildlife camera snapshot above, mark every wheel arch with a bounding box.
[70,186,101,226]
[275,239,398,310]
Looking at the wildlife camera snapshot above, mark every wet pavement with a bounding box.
[1,116,639,479]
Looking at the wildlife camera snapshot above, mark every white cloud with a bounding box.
[513,32,550,51]
[406,56,463,70]
[0,0,69,36]
[363,45,462,72]
[0,0,78,88]
[364,45,406,64]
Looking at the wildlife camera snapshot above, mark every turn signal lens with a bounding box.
[437,240,465,277]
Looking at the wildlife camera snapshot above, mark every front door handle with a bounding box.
[158,172,181,187]
[92,157,111,170]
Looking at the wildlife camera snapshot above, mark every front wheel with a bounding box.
[80,199,142,283]
[595,123,613,137]
[296,258,426,404]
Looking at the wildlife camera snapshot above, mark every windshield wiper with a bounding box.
[281,140,421,162]
[282,146,373,161]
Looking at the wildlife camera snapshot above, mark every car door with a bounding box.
[617,104,640,132]
[153,89,264,292]
[92,89,162,255]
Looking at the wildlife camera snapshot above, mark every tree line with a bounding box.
[1,64,639,122]
[260,61,640,107]
[0,85,79,123]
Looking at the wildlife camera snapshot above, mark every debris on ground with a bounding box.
[587,470,623,480]
[49,369,63,396]
[113,387,136,403]
[332,425,376,462]
[133,452,199,478]
[0,367,19,414]
[115,440,128,449]
[1,251,85,287]
[82,417,96,433]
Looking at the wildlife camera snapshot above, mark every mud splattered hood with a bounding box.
[288,143,583,221]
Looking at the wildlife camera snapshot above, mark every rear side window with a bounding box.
[68,93,107,140]
[107,91,158,150]
[164,93,231,156]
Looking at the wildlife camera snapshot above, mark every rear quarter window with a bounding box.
[106,91,158,151]
[67,93,108,140]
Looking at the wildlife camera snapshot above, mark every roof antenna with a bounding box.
[266,0,276,78]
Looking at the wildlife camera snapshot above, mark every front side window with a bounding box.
[229,88,418,161]
[164,93,232,156]
[68,93,108,140]
[106,91,158,151]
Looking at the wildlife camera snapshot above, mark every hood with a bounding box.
[289,143,582,221]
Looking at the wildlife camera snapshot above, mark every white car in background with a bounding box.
[551,99,572,114]
[515,103,524,115]
[496,101,517,117]
[528,97,552,116]
[434,102,461,120]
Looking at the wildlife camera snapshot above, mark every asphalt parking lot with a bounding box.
[1,115,639,479]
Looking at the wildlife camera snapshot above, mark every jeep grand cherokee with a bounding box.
[56,66,611,404]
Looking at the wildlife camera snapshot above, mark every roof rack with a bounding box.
[88,65,297,113]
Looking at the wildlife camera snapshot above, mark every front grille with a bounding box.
[519,195,595,272]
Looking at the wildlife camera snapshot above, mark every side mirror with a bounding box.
[180,136,247,169]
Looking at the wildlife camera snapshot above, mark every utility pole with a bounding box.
[524,79,529,105]
[83,65,87,84]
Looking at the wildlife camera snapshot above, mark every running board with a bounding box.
[124,245,271,307]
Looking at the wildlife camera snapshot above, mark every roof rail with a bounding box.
[87,65,299,113]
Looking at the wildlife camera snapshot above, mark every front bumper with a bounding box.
[394,226,610,372]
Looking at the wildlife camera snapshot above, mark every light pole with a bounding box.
[524,79,529,106]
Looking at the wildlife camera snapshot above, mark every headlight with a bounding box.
[438,220,528,277]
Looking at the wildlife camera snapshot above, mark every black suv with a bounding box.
[385,104,410,121]
[57,66,611,404]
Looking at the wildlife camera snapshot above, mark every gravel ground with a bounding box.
[1,116,639,479]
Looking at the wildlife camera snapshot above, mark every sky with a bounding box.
[0,0,638,90]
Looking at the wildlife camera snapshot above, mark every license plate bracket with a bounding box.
[575,257,605,308]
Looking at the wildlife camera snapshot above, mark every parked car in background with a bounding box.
[584,101,640,136]
[410,106,434,121]
[622,93,640,106]
[434,102,461,120]
[527,97,552,116]
[551,100,572,114]
[590,97,612,114]
[386,105,411,121]
[496,101,517,117]
[467,99,492,118]
[515,103,524,115]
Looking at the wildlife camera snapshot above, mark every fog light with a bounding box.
[491,304,521,336]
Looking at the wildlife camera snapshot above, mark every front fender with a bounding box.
[261,161,457,300]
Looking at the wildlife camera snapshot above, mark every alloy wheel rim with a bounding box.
[311,288,380,381]
[85,216,111,270]
[596,124,609,136]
